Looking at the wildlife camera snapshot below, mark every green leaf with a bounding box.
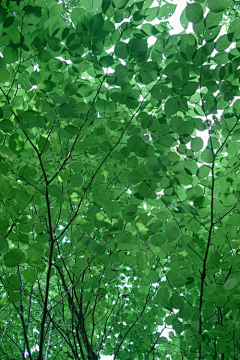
[23,269,37,284]
[38,50,52,63]
[141,23,159,36]
[27,244,43,262]
[48,185,62,197]
[138,182,153,198]
[169,294,184,309]
[122,204,138,220]
[3,249,25,267]
[0,119,13,132]
[201,149,214,163]
[113,0,129,9]
[0,236,9,255]
[180,8,189,29]
[181,82,199,96]
[224,278,238,290]
[115,41,129,59]
[207,0,232,12]
[102,0,111,13]
[3,16,14,27]
[146,271,159,284]
[165,222,180,241]
[4,274,20,292]
[0,68,10,83]
[9,133,25,154]
[58,104,74,118]
[191,137,204,152]
[197,165,210,178]
[165,98,179,116]
[64,83,78,96]
[158,3,177,20]
[3,45,18,64]
[186,3,203,24]
[99,55,114,67]
[215,34,231,51]
[71,173,83,187]
[150,84,171,100]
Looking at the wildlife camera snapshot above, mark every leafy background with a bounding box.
[0,0,240,359]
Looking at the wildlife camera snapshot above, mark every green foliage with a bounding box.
[0,0,240,359]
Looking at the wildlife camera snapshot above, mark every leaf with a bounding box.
[4,274,20,292]
[158,3,177,20]
[169,294,184,309]
[165,98,179,116]
[64,83,78,96]
[9,133,25,154]
[27,243,44,261]
[122,204,138,219]
[165,222,180,241]
[99,55,114,67]
[207,0,232,12]
[146,271,159,284]
[186,3,203,24]
[48,185,62,197]
[201,149,214,163]
[58,104,73,118]
[197,165,210,178]
[181,82,199,96]
[215,34,231,51]
[141,23,159,36]
[3,16,14,27]
[102,0,111,13]
[0,68,10,83]
[191,137,204,152]
[0,236,9,255]
[0,119,13,132]
[150,84,171,100]
[138,182,153,198]
[38,50,52,63]
[180,8,189,29]
[113,0,128,9]
[70,173,83,187]
[3,249,25,267]
[224,278,238,290]
[3,45,18,64]
[115,42,129,59]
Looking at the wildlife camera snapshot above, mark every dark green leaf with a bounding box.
[186,3,203,24]
[4,249,25,267]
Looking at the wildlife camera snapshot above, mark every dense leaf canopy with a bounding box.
[0,0,240,359]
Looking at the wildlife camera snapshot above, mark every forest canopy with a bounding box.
[0,0,240,359]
